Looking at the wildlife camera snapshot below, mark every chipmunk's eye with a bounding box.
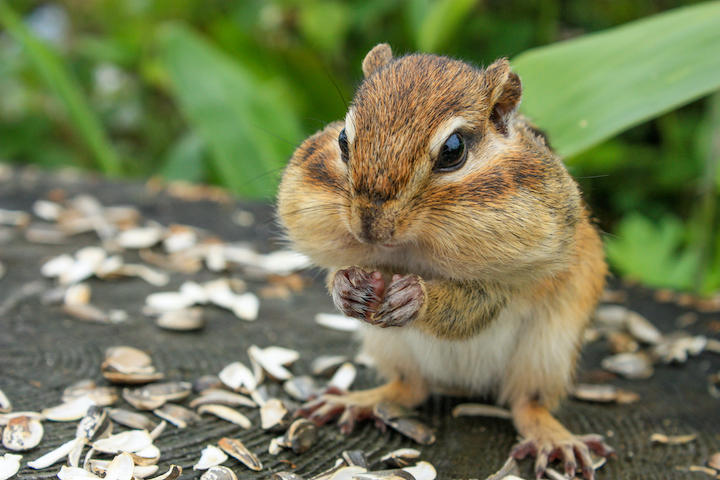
[435,132,466,172]
[338,128,349,163]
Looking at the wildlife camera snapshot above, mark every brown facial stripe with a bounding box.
[294,130,346,194]
[350,133,426,203]
[299,141,317,160]
[354,166,400,202]
[428,152,553,207]
[506,155,549,194]
[305,156,343,193]
[427,167,511,208]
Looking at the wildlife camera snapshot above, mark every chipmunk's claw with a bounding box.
[511,433,614,480]
[371,274,425,328]
[576,434,615,458]
[332,268,424,328]
[332,267,385,321]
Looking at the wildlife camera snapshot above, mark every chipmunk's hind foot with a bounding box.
[296,378,428,434]
[511,400,614,479]
[297,388,383,434]
[512,433,613,479]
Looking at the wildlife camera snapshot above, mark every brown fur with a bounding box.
[418,278,513,340]
[325,376,429,409]
[361,43,393,78]
[277,44,610,476]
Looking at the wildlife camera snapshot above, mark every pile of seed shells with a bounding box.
[587,304,720,389]
[0,193,439,479]
[2,193,310,329]
[2,185,720,479]
[0,341,439,480]
[570,303,720,477]
[447,303,720,412]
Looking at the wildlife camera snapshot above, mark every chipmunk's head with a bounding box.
[340,43,524,245]
[279,43,581,280]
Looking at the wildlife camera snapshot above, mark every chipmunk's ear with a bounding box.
[362,43,393,78]
[483,58,522,135]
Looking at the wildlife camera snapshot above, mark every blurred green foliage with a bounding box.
[513,3,720,158]
[0,0,719,294]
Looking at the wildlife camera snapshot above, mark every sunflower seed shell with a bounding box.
[2,415,44,451]
[193,445,228,470]
[108,409,158,431]
[28,437,84,469]
[218,437,262,472]
[197,405,251,429]
[153,404,201,429]
[0,453,22,480]
[201,466,238,480]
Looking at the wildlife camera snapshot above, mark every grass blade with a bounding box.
[157,23,303,198]
[412,0,477,52]
[513,2,720,158]
[0,2,121,174]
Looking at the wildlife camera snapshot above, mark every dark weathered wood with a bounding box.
[0,168,718,479]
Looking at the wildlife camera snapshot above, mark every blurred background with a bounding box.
[0,0,719,295]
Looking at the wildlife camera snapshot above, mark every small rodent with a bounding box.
[278,43,613,479]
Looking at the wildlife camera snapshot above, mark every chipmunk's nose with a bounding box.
[352,202,396,244]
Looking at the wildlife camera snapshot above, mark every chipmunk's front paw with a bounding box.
[511,433,614,480]
[332,267,385,321]
[371,274,425,328]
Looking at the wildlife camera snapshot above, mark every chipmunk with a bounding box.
[277,43,613,479]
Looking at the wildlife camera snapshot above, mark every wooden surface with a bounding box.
[0,167,718,479]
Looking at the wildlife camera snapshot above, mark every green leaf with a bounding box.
[708,232,720,293]
[513,2,720,158]
[605,213,700,290]
[410,0,477,52]
[690,92,720,294]
[0,2,122,174]
[159,132,206,182]
[157,23,303,198]
[298,2,351,55]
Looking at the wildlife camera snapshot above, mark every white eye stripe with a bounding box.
[429,117,469,157]
[344,110,356,145]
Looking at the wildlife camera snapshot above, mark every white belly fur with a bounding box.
[359,301,529,396]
